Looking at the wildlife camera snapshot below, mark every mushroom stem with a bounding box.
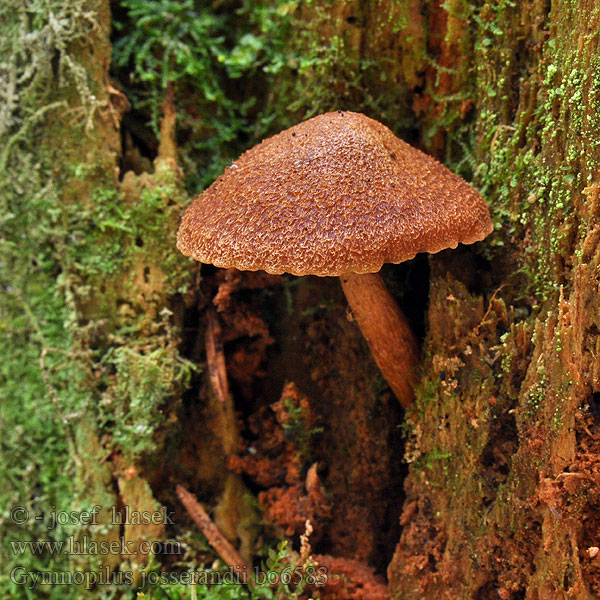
[339,272,419,408]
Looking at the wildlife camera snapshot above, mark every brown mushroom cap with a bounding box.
[177,111,493,276]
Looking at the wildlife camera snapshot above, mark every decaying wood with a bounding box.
[205,307,241,460]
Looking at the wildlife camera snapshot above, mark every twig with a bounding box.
[176,484,250,575]
[158,80,177,162]
[205,308,241,455]
[205,308,230,405]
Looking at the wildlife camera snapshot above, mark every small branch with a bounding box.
[158,80,177,162]
[176,484,250,575]
[205,308,230,405]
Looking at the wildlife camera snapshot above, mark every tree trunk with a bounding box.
[2,0,600,598]
[388,2,600,599]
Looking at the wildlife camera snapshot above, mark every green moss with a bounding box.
[111,0,415,193]
[63,180,188,288]
[414,377,442,409]
[419,449,453,470]
[0,0,108,594]
[0,0,200,594]
[394,3,600,595]
[129,540,318,600]
[99,327,196,460]
[466,16,600,301]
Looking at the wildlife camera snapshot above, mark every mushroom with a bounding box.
[177,111,492,408]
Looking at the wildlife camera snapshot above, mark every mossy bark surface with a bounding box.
[388,1,600,598]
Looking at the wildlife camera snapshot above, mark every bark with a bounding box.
[387,2,600,599]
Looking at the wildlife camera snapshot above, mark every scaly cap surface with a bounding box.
[177,111,493,276]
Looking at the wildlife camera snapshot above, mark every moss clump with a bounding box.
[111,0,416,193]
[99,317,196,459]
